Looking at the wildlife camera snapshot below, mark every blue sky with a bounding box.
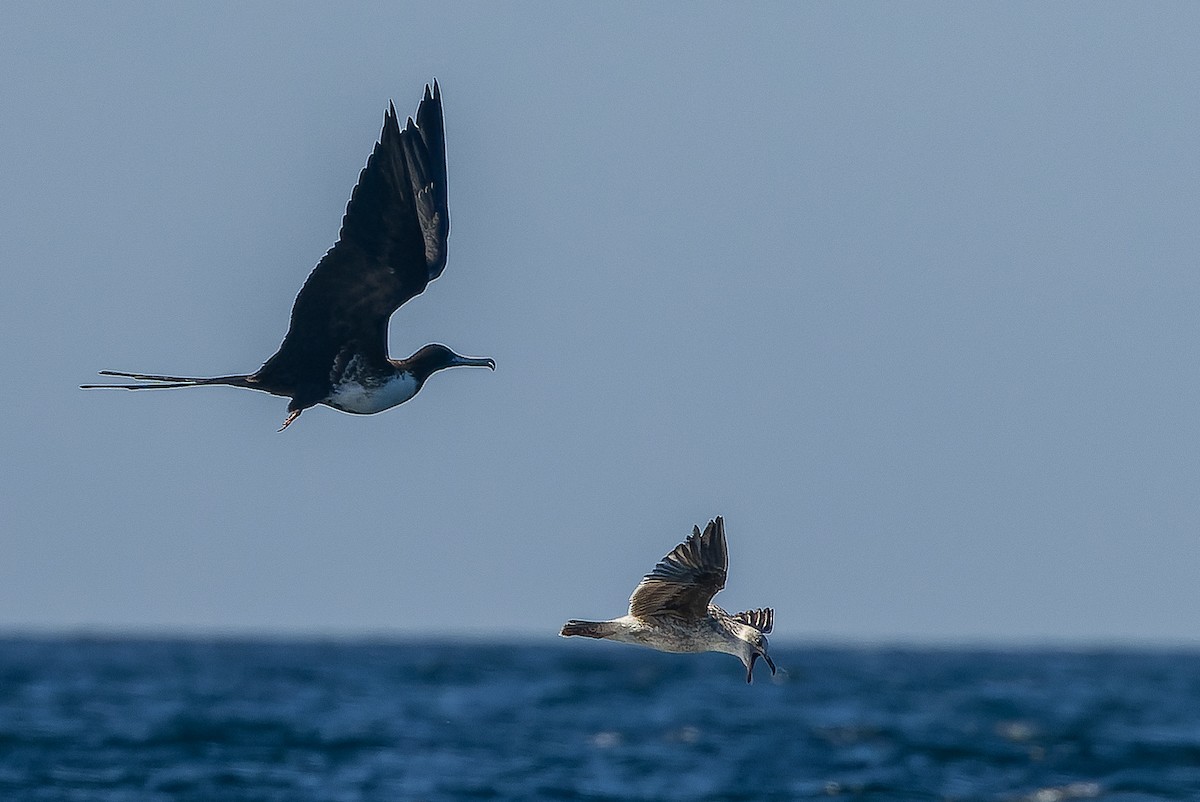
[2,3,1198,643]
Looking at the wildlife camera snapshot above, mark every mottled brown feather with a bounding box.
[628,517,729,621]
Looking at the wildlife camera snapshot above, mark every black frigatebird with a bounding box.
[83,82,494,430]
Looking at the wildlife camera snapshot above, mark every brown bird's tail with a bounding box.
[81,371,256,391]
[560,620,618,639]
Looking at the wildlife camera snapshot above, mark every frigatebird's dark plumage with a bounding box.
[82,82,494,430]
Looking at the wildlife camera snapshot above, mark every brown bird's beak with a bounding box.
[746,651,777,684]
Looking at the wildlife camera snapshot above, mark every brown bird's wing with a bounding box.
[256,82,449,391]
[628,517,728,621]
[733,607,773,634]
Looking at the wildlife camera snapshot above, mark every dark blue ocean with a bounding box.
[2,637,1198,801]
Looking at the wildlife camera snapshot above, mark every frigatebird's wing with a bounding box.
[629,517,729,621]
[257,81,449,389]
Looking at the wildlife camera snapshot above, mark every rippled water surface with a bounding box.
[2,637,1198,801]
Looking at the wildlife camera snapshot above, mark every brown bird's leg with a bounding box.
[278,409,301,432]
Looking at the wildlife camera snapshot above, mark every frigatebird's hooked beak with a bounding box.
[746,651,778,684]
[452,354,495,370]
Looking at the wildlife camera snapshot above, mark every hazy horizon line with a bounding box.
[3,625,1198,652]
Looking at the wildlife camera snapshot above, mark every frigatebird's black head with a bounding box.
[403,343,495,383]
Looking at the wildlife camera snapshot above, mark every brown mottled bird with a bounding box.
[561,517,777,683]
[82,82,494,430]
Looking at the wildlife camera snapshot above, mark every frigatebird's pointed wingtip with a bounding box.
[380,100,399,136]
[381,100,403,141]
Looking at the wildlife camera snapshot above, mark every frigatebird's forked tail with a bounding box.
[80,370,259,392]
[82,81,494,430]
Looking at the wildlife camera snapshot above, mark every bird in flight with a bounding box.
[560,517,777,683]
[83,82,494,430]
